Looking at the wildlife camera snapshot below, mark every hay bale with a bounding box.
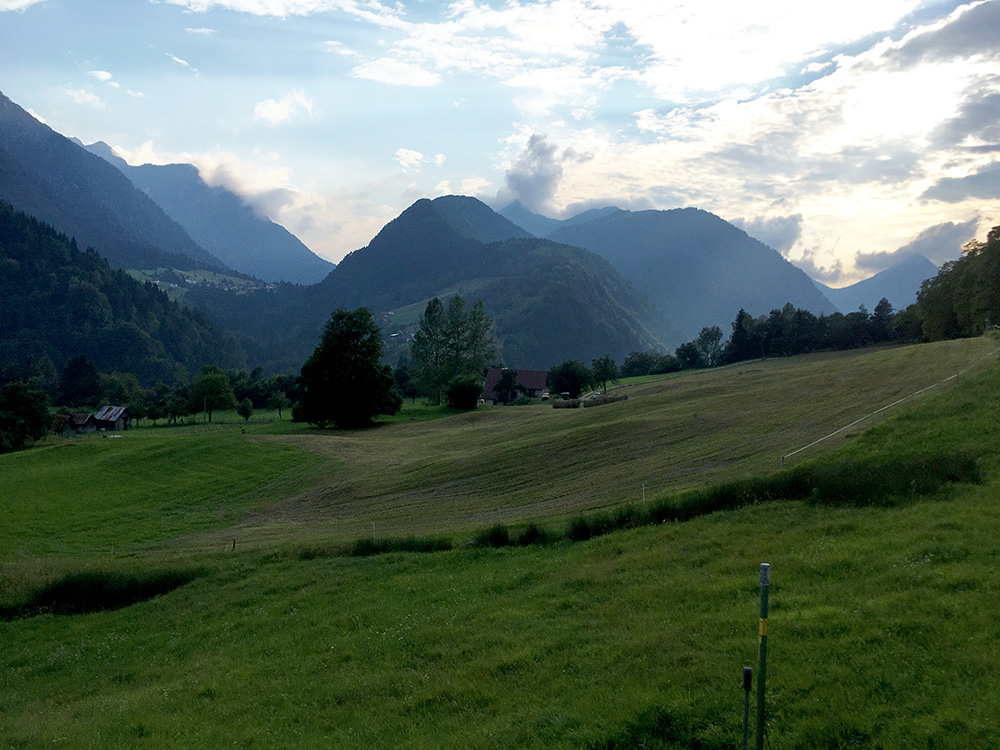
[552,398,581,409]
[582,394,628,408]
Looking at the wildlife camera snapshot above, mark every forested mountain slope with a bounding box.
[0,201,240,385]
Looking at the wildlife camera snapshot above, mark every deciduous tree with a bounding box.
[0,382,49,453]
[548,360,591,399]
[298,308,401,427]
[590,355,619,393]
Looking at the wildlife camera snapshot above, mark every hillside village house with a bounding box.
[482,368,548,405]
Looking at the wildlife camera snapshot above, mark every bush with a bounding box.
[351,536,452,556]
[471,524,512,548]
[0,568,203,620]
[515,522,550,546]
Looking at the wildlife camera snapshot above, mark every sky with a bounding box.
[1,0,998,285]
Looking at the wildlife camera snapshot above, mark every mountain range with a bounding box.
[186,195,677,372]
[0,91,226,273]
[83,141,334,285]
[817,254,939,313]
[0,88,942,381]
[501,201,838,337]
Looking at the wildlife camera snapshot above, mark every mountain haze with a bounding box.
[818,254,938,313]
[543,206,837,338]
[0,91,228,273]
[189,196,677,371]
[85,142,335,285]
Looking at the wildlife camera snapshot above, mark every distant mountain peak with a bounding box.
[83,143,334,285]
[424,195,533,243]
[817,254,938,313]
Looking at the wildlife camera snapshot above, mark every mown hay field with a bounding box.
[3,337,1000,748]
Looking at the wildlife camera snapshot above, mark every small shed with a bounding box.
[67,412,97,435]
[93,405,130,431]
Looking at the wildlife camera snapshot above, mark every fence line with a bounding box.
[780,345,1000,467]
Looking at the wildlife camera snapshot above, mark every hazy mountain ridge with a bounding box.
[84,142,335,285]
[0,91,229,273]
[817,254,939,313]
[188,196,677,371]
[504,202,837,338]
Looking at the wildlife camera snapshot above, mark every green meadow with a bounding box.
[3,337,1000,748]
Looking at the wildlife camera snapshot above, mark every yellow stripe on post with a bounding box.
[759,618,768,637]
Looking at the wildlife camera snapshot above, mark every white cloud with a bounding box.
[166,53,198,75]
[395,148,426,172]
[350,58,441,87]
[324,40,358,56]
[64,88,104,107]
[0,0,44,9]
[185,27,216,35]
[253,89,314,125]
[161,0,406,28]
[88,70,113,82]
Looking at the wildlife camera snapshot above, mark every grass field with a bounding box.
[3,337,1000,748]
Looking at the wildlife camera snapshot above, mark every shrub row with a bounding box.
[468,452,980,549]
[0,567,204,620]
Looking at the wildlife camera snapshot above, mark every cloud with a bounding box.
[501,134,595,212]
[166,53,199,75]
[0,0,44,9]
[88,70,113,82]
[921,161,1000,203]
[930,74,1000,149]
[63,88,104,107]
[883,1,1000,70]
[185,27,216,35]
[731,214,803,253]
[794,248,844,284]
[350,58,440,87]
[394,148,427,172]
[503,134,564,212]
[253,89,314,125]
[162,0,406,28]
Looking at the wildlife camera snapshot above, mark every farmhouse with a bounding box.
[482,368,549,405]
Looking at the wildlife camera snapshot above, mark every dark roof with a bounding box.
[69,413,93,426]
[483,368,549,400]
[94,405,128,422]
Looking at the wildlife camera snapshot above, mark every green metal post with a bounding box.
[756,562,770,750]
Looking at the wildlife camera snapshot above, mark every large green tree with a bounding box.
[413,295,496,404]
[187,366,238,423]
[298,308,401,427]
[0,382,49,453]
[590,355,620,393]
[549,360,591,399]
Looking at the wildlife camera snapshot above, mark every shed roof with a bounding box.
[94,405,128,422]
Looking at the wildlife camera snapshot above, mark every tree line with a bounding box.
[4,226,999,448]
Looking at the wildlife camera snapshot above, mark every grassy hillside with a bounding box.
[3,338,1000,748]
